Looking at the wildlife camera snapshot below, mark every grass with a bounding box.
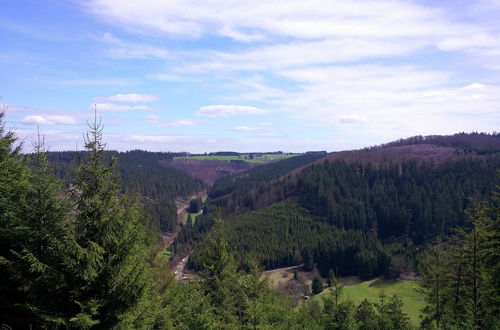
[183,209,203,223]
[158,246,171,261]
[320,277,424,327]
[264,268,424,327]
[174,153,302,163]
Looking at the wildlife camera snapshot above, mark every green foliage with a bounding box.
[188,197,203,213]
[419,196,500,329]
[209,152,326,204]
[190,199,391,279]
[355,299,377,330]
[322,297,355,330]
[312,276,324,295]
[194,222,292,328]
[65,115,163,329]
[192,153,497,281]
[47,149,205,232]
[295,285,411,330]
[0,110,38,326]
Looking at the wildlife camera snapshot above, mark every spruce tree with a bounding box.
[386,295,410,330]
[311,276,324,295]
[0,108,33,326]
[5,132,74,328]
[355,299,377,330]
[66,112,160,329]
[197,221,244,326]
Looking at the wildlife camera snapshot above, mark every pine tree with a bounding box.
[0,108,33,326]
[419,238,447,329]
[197,221,244,326]
[4,132,74,328]
[322,275,355,330]
[419,194,500,330]
[311,276,324,295]
[355,299,377,330]
[386,295,410,330]
[66,112,161,329]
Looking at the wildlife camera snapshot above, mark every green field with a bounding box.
[319,277,424,327]
[183,209,203,223]
[174,153,301,163]
[264,268,424,327]
[158,246,171,261]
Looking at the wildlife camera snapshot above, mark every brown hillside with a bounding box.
[159,158,259,185]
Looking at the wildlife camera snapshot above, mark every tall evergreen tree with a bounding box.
[4,133,74,328]
[354,299,377,330]
[420,195,500,330]
[0,108,33,326]
[66,112,161,329]
[311,276,324,295]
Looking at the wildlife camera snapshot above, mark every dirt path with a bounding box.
[161,190,205,246]
[262,264,304,275]
[174,255,190,280]
[162,190,205,278]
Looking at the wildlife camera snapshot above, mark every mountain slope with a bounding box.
[181,133,499,279]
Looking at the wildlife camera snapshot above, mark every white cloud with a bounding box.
[84,0,462,40]
[461,83,487,90]
[98,32,171,59]
[127,135,184,143]
[83,0,500,69]
[339,115,368,124]
[159,119,197,127]
[92,103,150,112]
[145,114,160,124]
[94,93,158,103]
[21,115,77,125]
[197,105,268,117]
[234,126,259,131]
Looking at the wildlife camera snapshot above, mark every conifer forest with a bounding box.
[1,108,499,329]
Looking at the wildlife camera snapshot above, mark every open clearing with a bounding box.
[264,267,424,327]
[322,277,425,326]
[183,209,203,223]
[174,153,301,163]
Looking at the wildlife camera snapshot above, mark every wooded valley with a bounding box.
[1,110,499,329]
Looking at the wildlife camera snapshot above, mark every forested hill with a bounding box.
[208,152,327,210]
[181,133,499,281]
[376,132,500,153]
[319,132,500,166]
[45,150,205,232]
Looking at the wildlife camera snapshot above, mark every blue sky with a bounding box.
[1,0,499,152]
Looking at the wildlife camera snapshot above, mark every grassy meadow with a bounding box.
[264,268,424,327]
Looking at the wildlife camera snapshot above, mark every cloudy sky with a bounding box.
[1,0,499,152]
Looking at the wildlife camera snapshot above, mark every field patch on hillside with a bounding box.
[264,268,424,327]
[174,152,301,163]
[321,277,424,326]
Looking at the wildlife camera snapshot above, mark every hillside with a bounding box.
[159,158,258,185]
[179,133,499,281]
[46,150,205,233]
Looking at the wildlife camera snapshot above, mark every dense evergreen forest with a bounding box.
[45,150,205,232]
[377,132,500,155]
[1,109,498,329]
[209,152,327,203]
[184,157,497,278]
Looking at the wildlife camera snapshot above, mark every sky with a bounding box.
[1,0,499,153]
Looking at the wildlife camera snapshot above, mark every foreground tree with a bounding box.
[66,114,162,328]
[419,195,500,329]
[354,299,377,330]
[0,109,34,326]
